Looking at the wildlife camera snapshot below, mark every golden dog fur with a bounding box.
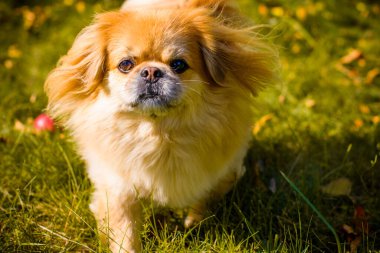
[45,0,277,252]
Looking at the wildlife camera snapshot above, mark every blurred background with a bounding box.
[1,0,379,252]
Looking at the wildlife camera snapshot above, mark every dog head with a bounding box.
[45,0,277,119]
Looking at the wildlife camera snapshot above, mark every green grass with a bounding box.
[1,0,380,252]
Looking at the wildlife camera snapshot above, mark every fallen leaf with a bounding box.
[335,63,360,84]
[258,4,268,17]
[21,7,35,30]
[14,120,26,132]
[372,116,380,124]
[64,0,74,6]
[354,119,364,129]
[271,7,284,17]
[365,68,379,85]
[4,60,13,69]
[8,45,22,58]
[353,205,368,234]
[295,7,307,21]
[305,98,316,108]
[29,94,37,104]
[252,114,273,135]
[76,2,86,13]
[291,43,301,54]
[358,59,366,68]
[321,177,352,196]
[340,49,362,64]
[342,224,354,234]
[359,104,370,114]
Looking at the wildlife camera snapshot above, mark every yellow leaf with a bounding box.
[356,2,367,13]
[291,43,301,54]
[253,114,273,135]
[258,4,268,17]
[358,59,366,68]
[359,104,370,114]
[278,95,286,104]
[14,120,26,132]
[29,94,37,104]
[21,7,35,29]
[296,7,307,21]
[340,49,362,64]
[64,0,74,6]
[354,119,364,129]
[4,60,14,69]
[76,1,86,13]
[8,45,22,58]
[305,98,316,108]
[372,116,380,124]
[321,177,352,196]
[365,68,379,85]
[271,7,284,17]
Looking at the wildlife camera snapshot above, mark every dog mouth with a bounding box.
[133,94,170,106]
[125,74,183,115]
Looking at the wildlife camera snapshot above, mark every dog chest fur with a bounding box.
[68,91,251,208]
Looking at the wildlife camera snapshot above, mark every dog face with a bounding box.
[45,7,277,119]
[105,11,210,116]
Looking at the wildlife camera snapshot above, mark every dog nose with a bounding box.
[140,67,163,83]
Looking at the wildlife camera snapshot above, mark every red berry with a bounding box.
[34,113,54,132]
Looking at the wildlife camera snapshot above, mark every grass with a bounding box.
[1,0,380,252]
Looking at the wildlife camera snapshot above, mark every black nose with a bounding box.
[140,67,163,83]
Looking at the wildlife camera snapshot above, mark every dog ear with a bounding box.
[44,14,111,119]
[193,9,278,95]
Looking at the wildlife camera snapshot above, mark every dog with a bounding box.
[45,0,277,251]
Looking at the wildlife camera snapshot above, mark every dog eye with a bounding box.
[118,59,135,73]
[170,59,189,74]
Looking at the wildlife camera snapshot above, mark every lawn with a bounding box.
[1,0,380,252]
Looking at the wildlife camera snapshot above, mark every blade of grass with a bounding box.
[280,171,342,253]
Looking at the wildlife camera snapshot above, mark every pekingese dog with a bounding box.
[45,0,277,252]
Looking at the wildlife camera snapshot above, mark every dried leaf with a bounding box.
[8,45,22,58]
[353,205,368,234]
[354,119,364,129]
[365,68,379,85]
[64,0,74,6]
[4,60,14,69]
[278,95,286,104]
[321,177,352,196]
[76,2,86,13]
[359,104,370,114]
[372,116,380,124]
[350,236,362,253]
[21,7,35,30]
[14,120,26,132]
[258,4,268,16]
[305,98,316,108]
[340,49,362,64]
[296,7,307,21]
[271,7,284,17]
[252,114,273,135]
[342,224,354,235]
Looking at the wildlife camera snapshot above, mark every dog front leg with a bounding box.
[90,189,142,253]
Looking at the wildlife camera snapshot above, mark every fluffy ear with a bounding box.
[44,15,110,119]
[193,8,278,95]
